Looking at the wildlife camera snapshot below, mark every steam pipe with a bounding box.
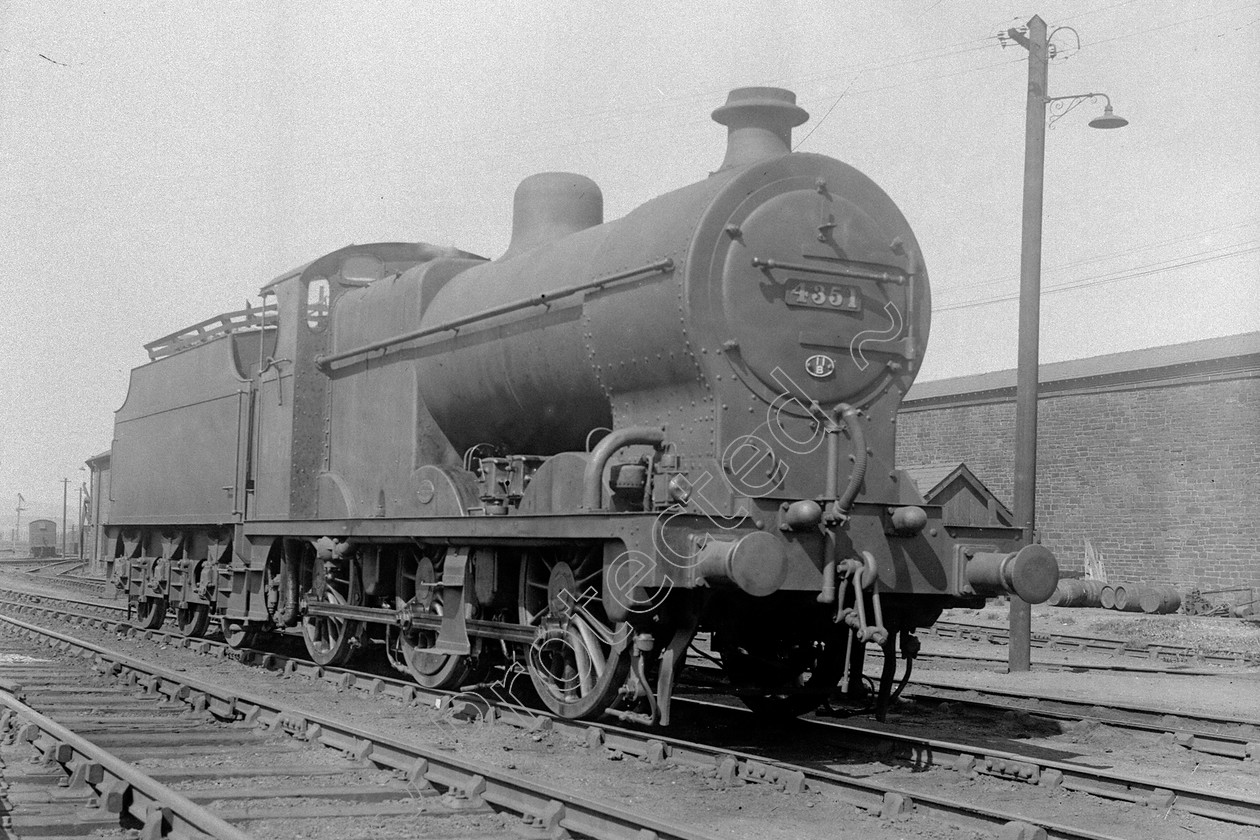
[827,404,867,519]
[582,426,665,510]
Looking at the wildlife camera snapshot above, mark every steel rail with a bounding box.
[0,691,254,840]
[901,679,1260,762]
[914,647,1254,676]
[0,612,719,840]
[20,565,108,595]
[4,588,1258,767]
[928,619,1260,666]
[1,588,127,617]
[2,584,1260,790]
[6,588,1258,830]
[681,698,1260,827]
[0,602,1168,840]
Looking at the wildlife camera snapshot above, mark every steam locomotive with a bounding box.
[108,87,1057,725]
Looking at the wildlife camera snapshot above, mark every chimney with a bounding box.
[501,172,603,259]
[711,87,809,171]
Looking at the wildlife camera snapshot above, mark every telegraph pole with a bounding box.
[1007,15,1049,673]
[62,477,70,557]
[78,481,86,561]
[14,496,24,556]
[1003,18,1129,674]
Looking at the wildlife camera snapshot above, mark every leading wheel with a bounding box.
[395,549,482,689]
[302,584,364,667]
[520,547,630,719]
[175,603,210,637]
[135,596,167,630]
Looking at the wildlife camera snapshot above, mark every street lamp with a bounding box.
[1047,93,1129,130]
[1005,15,1128,672]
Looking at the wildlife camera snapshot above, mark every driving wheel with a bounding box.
[396,549,482,689]
[301,583,364,667]
[520,547,630,719]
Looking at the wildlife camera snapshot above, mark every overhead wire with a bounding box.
[3,38,1018,213]
[8,3,1252,206]
[1056,0,1144,24]
[936,243,1260,312]
[509,35,999,139]
[5,29,1007,201]
[793,74,860,152]
[944,220,1260,294]
[1084,1,1260,45]
[5,5,1253,296]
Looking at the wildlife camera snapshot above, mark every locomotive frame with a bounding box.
[107,87,1058,726]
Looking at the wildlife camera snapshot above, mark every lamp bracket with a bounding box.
[1044,92,1112,129]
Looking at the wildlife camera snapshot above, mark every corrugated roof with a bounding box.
[906,331,1260,402]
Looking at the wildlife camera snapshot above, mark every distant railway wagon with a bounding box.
[28,519,57,558]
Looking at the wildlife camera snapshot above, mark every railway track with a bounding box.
[23,571,109,597]
[7,588,1259,764]
[0,613,721,840]
[2,591,1257,838]
[0,558,69,568]
[1,588,128,621]
[900,679,1260,763]
[3,584,1260,768]
[13,575,1260,675]
[928,619,1260,667]
[912,647,1254,676]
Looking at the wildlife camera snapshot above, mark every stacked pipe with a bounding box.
[1048,579,1181,614]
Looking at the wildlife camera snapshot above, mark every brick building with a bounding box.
[897,332,1260,598]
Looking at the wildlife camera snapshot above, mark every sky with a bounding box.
[1,1,1257,531]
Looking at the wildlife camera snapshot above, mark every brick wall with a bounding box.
[897,355,1260,596]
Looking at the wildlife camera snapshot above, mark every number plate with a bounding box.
[785,280,860,311]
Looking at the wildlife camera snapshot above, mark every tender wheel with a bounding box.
[520,547,630,719]
[395,550,481,689]
[718,634,844,719]
[302,584,364,667]
[135,596,167,630]
[175,603,210,637]
[222,621,257,649]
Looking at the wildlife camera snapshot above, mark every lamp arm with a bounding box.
[1044,92,1115,129]
[1045,92,1112,107]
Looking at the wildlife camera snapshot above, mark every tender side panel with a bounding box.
[109,335,250,525]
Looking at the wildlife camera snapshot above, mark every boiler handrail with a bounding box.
[315,258,674,370]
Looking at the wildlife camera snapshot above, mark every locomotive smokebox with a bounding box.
[711,87,809,171]
[502,172,603,259]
